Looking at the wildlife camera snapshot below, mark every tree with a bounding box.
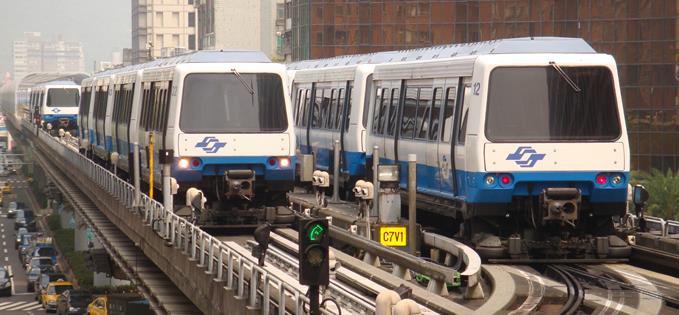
[632,169,679,220]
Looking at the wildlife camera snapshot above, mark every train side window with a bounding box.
[301,89,311,128]
[415,87,433,140]
[441,87,456,143]
[294,89,302,124]
[456,85,471,144]
[386,88,400,137]
[372,88,387,135]
[311,88,322,128]
[334,88,344,130]
[400,87,418,140]
[429,88,442,140]
[343,84,352,132]
[327,89,336,129]
[321,89,331,129]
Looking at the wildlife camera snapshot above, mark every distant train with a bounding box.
[78,51,296,226]
[28,80,80,132]
[288,37,632,259]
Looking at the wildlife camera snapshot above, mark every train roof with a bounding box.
[33,80,80,88]
[287,37,596,70]
[92,50,272,78]
[17,73,88,90]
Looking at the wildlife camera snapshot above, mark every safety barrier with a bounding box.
[22,120,317,314]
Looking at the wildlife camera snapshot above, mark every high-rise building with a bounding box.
[12,32,85,82]
[194,0,285,60]
[131,0,197,64]
[285,0,679,172]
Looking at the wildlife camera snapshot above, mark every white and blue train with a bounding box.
[78,51,296,225]
[289,37,631,258]
[28,80,80,132]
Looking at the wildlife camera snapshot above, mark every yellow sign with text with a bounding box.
[379,226,407,247]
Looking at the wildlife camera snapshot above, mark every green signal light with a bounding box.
[308,223,326,241]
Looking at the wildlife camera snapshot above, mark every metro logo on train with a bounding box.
[505,146,546,168]
[195,136,226,154]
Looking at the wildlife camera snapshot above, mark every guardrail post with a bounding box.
[199,234,206,266]
[227,252,234,289]
[278,283,286,315]
[262,273,270,314]
[330,139,341,202]
[133,141,141,207]
[208,239,215,274]
[216,249,224,281]
[249,268,259,309]
[372,145,380,218]
[237,259,245,299]
[408,154,418,255]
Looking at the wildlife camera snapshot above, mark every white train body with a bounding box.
[289,37,630,257]
[29,81,80,130]
[78,51,296,210]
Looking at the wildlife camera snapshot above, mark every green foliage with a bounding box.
[89,285,138,295]
[47,213,61,231]
[631,169,679,220]
[50,215,94,289]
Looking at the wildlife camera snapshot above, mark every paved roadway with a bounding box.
[0,173,50,315]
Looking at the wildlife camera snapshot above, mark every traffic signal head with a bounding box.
[298,218,329,286]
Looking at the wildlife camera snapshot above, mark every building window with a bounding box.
[188,34,196,50]
[188,12,195,27]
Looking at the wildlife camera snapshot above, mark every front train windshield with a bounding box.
[180,73,288,133]
[46,88,79,107]
[486,66,621,142]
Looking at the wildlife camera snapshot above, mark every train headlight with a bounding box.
[485,175,496,186]
[279,157,291,168]
[611,175,623,185]
[178,158,190,169]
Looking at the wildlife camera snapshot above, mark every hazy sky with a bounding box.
[0,0,130,77]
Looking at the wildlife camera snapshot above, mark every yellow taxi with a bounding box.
[41,280,73,311]
[87,296,108,315]
[2,183,11,194]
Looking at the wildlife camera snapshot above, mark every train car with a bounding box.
[79,51,296,226]
[290,37,632,259]
[288,52,399,192]
[28,81,80,132]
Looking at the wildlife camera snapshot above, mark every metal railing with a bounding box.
[23,120,318,315]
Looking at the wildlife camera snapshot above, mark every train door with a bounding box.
[310,84,332,170]
[382,80,401,163]
[395,80,439,193]
[451,78,472,196]
[438,79,460,195]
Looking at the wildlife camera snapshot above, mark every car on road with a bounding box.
[42,280,73,311]
[17,232,33,253]
[0,266,13,297]
[56,290,92,315]
[15,227,28,248]
[19,209,36,231]
[30,244,58,265]
[14,209,26,229]
[26,266,41,292]
[87,296,107,315]
[35,272,66,303]
[6,201,17,218]
[3,182,13,194]
[26,256,54,271]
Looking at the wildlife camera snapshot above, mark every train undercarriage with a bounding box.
[173,171,296,228]
[417,186,648,261]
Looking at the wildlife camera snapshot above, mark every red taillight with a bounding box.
[191,158,201,167]
[596,175,607,185]
[268,158,277,166]
[500,175,511,185]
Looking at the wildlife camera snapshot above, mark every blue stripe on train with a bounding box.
[379,157,628,204]
[300,144,366,177]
